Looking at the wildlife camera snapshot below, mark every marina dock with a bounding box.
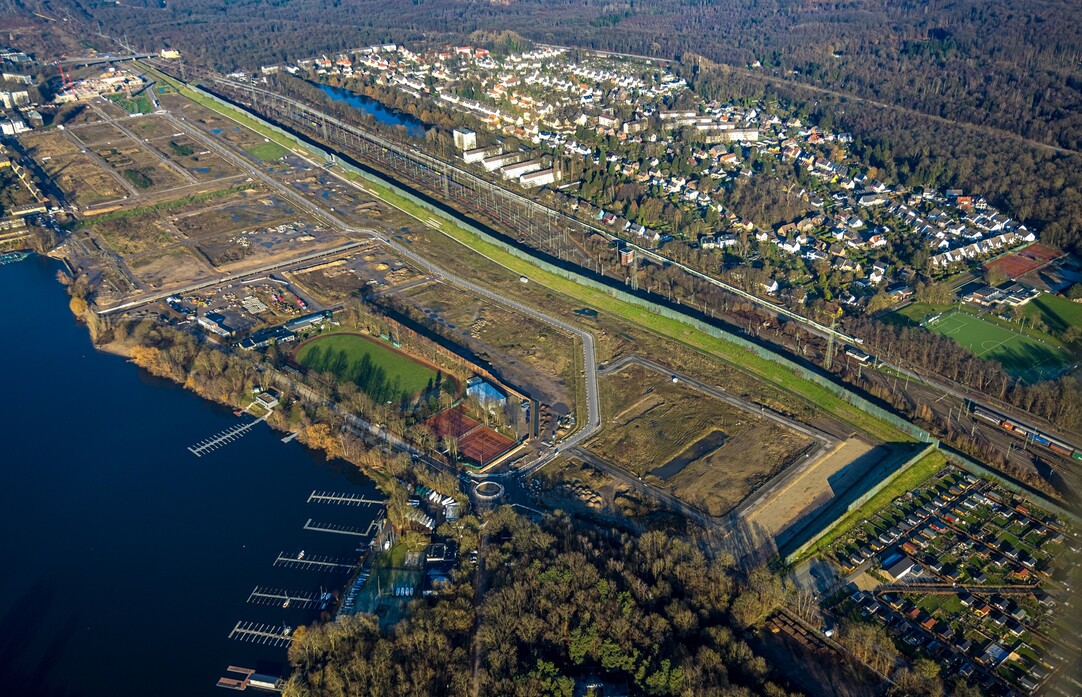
[302,518,375,537]
[228,621,294,647]
[273,551,357,572]
[306,490,383,507]
[188,415,267,457]
[247,585,329,610]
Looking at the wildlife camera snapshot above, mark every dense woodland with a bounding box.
[283,509,859,697]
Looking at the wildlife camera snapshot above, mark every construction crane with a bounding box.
[56,61,76,95]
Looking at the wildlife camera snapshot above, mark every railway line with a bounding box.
[165,65,1079,462]
[91,62,1077,512]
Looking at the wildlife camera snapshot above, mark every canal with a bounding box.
[315,83,428,139]
[0,256,382,697]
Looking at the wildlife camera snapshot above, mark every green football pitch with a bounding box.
[925,310,1073,382]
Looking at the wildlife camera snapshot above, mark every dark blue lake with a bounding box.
[316,83,428,138]
[0,256,381,697]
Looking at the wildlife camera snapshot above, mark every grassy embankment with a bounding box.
[799,449,947,560]
[144,63,914,444]
[246,141,288,161]
[107,92,153,114]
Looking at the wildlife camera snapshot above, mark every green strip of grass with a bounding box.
[107,92,153,114]
[1027,294,1082,336]
[138,63,312,159]
[75,185,248,227]
[358,178,911,442]
[148,64,913,443]
[122,168,153,189]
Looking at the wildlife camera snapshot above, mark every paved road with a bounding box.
[62,126,140,197]
[213,74,1082,454]
[173,67,1082,467]
[97,240,366,314]
[569,447,721,529]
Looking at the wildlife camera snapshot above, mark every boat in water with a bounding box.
[0,251,29,265]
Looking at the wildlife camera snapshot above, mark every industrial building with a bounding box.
[284,310,331,332]
[238,325,296,350]
[198,312,235,337]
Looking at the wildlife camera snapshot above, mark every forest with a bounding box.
[282,508,887,697]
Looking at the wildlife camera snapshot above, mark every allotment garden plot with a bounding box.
[823,465,1077,696]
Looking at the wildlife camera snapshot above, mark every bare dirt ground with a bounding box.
[589,364,814,516]
[753,615,883,697]
[539,456,659,524]
[21,131,129,207]
[127,247,216,290]
[740,438,886,555]
[670,424,813,516]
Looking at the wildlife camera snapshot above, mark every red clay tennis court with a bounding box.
[426,407,480,439]
[984,243,1063,279]
[459,427,516,465]
[426,407,516,465]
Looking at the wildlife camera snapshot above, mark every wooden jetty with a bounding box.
[228,621,294,647]
[273,551,357,572]
[189,415,267,457]
[306,490,383,507]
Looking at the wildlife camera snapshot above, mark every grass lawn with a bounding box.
[168,140,195,157]
[889,301,954,325]
[144,63,915,443]
[295,332,437,398]
[805,449,947,559]
[107,92,153,115]
[122,168,153,189]
[926,310,1072,382]
[246,140,288,161]
[1025,294,1082,336]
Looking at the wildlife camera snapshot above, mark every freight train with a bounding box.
[970,403,1082,461]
